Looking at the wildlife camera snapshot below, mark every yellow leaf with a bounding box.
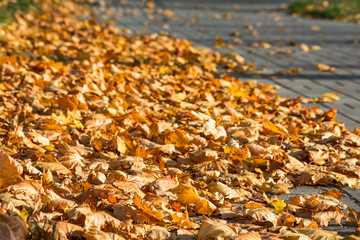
[17,208,29,222]
[115,136,127,155]
[174,184,216,215]
[228,86,249,98]
[269,198,287,212]
[316,92,340,102]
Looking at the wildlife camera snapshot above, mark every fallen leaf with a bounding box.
[197,220,237,240]
[315,64,338,72]
[174,184,217,215]
[0,152,23,188]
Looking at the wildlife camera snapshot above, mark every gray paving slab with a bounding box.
[93,0,360,232]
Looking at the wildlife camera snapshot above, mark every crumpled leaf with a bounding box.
[294,228,340,240]
[207,182,246,202]
[312,210,344,226]
[245,208,279,225]
[0,151,23,188]
[345,207,360,226]
[35,162,72,176]
[197,219,237,240]
[67,206,125,231]
[146,226,171,240]
[58,94,88,112]
[52,221,84,239]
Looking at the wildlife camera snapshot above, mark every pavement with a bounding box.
[93,0,360,235]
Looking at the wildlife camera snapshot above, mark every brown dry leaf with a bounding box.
[294,228,339,240]
[278,232,311,240]
[146,226,171,240]
[138,138,175,155]
[149,175,178,194]
[82,226,125,240]
[109,156,146,172]
[310,25,321,31]
[245,208,279,225]
[300,43,310,52]
[42,189,77,212]
[35,162,73,176]
[58,145,85,170]
[0,152,23,188]
[346,207,360,226]
[208,182,246,202]
[321,190,342,200]
[52,221,84,239]
[168,210,197,229]
[197,220,237,240]
[58,94,88,112]
[111,180,146,198]
[316,92,340,102]
[268,49,294,55]
[67,206,124,231]
[236,231,261,240]
[189,149,218,163]
[315,64,338,72]
[297,170,331,186]
[312,210,344,226]
[276,68,301,75]
[133,193,168,222]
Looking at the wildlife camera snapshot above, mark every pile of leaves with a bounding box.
[2,0,360,239]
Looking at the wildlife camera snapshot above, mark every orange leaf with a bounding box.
[263,121,287,135]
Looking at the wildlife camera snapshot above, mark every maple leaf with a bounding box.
[312,210,344,226]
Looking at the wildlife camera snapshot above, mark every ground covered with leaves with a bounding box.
[2,0,360,239]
